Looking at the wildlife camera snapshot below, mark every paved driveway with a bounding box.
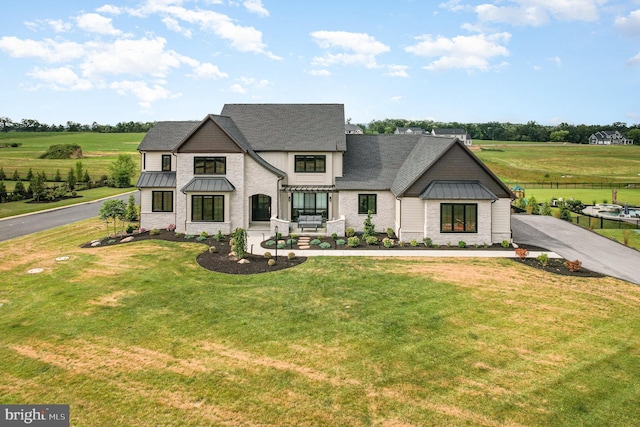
[512,214,640,285]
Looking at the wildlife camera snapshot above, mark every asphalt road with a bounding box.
[512,214,640,285]
[0,192,138,243]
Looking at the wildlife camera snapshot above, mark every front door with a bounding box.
[251,194,271,221]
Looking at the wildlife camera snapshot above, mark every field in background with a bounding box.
[0,219,639,426]
[0,132,143,181]
[474,143,640,184]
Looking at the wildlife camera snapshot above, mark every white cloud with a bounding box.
[187,62,228,79]
[243,0,269,17]
[80,37,181,79]
[405,33,510,71]
[96,4,124,15]
[389,96,402,104]
[47,19,72,33]
[386,65,409,78]
[27,66,92,91]
[229,83,247,93]
[0,37,85,62]
[615,9,640,37]
[474,0,603,27]
[110,80,179,108]
[310,31,390,69]
[310,69,331,76]
[547,56,562,67]
[76,13,122,36]
[628,52,640,66]
[162,16,193,37]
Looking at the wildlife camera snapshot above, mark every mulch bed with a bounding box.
[81,229,307,275]
[82,230,604,278]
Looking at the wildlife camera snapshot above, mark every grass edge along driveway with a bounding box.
[0,218,639,426]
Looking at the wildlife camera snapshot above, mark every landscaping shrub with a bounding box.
[196,236,207,242]
[277,243,286,249]
[232,228,248,259]
[365,235,378,245]
[423,237,433,247]
[265,240,276,246]
[346,227,355,237]
[363,210,375,238]
[310,238,322,245]
[286,239,297,245]
[537,253,549,267]
[565,259,582,272]
[347,236,360,247]
[386,227,395,238]
[335,239,346,246]
[184,234,195,239]
[319,242,331,249]
[410,239,418,247]
[215,230,224,241]
[166,224,176,232]
[382,237,394,248]
[457,240,467,248]
[501,240,510,248]
[125,225,134,234]
[515,248,529,260]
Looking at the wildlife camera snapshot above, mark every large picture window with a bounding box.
[194,157,226,175]
[152,191,173,212]
[291,192,328,220]
[162,154,171,171]
[358,194,377,214]
[440,203,477,233]
[192,195,224,222]
[294,155,326,173]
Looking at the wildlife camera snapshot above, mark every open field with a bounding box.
[519,188,640,207]
[1,219,639,426]
[0,132,143,181]
[474,143,640,184]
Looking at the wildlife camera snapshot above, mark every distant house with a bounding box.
[395,127,425,135]
[136,104,513,245]
[588,130,633,145]
[345,123,363,134]
[432,128,472,146]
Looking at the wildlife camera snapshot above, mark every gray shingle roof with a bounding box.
[180,177,235,193]
[135,172,176,188]
[390,136,456,196]
[335,134,422,191]
[137,121,200,151]
[221,104,346,151]
[420,181,497,200]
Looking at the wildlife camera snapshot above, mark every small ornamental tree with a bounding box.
[30,171,46,202]
[13,179,26,198]
[99,199,127,236]
[74,161,84,184]
[54,169,62,182]
[109,154,136,188]
[232,228,248,259]
[363,210,375,238]
[0,181,6,202]
[12,170,19,181]
[125,193,138,222]
[26,168,33,181]
[0,167,5,180]
[67,168,76,191]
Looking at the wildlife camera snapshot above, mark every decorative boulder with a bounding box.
[120,236,134,243]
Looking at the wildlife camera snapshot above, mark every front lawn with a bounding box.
[1,219,639,426]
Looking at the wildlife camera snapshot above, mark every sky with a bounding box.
[1,0,639,127]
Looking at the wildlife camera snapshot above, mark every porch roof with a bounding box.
[136,171,176,188]
[420,181,497,201]
[180,177,235,193]
[281,185,337,193]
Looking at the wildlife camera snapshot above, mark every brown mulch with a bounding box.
[82,230,604,278]
[81,229,307,275]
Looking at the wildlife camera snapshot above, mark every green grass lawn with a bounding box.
[474,143,640,184]
[595,229,640,250]
[1,220,639,426]
[0,187,135,219]
[522,188,640,207]
[0,132,142,181]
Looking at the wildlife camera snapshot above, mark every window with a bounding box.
[358,194,377,214]
[152,191,173,212]
[192,195,224,222]
[294,155,326,173]
[194,157,226,175]
[291,193,328,220]
[162,155,171,171]
[440,203,477,233]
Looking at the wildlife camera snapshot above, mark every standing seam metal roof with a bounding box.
[419,181,498,200]
[135,172,176,188]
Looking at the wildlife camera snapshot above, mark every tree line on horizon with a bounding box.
[2,115,640,144]
[357,119,640,144]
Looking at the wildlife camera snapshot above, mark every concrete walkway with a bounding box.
[512,215,640,285]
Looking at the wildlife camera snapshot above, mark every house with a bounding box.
[345,123,363,134]
[431,128,472,146]
[136,104,513,245]
[395,127,425,135]
[588,130,633,145]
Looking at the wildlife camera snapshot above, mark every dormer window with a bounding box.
[295,155,325,173]
[162,154,171,171]
[194,157,226,175]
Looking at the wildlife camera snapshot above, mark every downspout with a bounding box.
[276,176,284,219]
[396,196,402,240]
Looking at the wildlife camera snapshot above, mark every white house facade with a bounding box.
[136,104,513,245]
[588,130,633,145]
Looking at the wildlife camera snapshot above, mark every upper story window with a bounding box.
[295,155,326,173]
[194,157,226,175]
[162,154,171,171]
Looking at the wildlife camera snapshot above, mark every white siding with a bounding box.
[491,198,512,244]
[287,152,335,185]
[256,152,287,173]
[339,191,396,233]
[143,152,173,172]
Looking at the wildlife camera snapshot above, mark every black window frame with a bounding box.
[151,191,173,212]
[294,155,326,173]
[162,154,171,171]
[194,157,226,175]
[358,194,377,214]
[191,195,224,222]
[440,203,477,233]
